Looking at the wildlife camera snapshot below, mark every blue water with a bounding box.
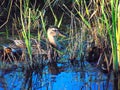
[0,62,113,90]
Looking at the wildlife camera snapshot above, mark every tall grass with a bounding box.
[40,11,47,37]
[18,0,65,62]
[102,0,119,72]
[19,0,47,61]
[20,0,32,60]
[1,0,120,71]
[71,0,119,72]
[49,3,64,27]
[110,0,119,72]
[75,0,91,29]
[117,2,120,70]
[0,0,120,89]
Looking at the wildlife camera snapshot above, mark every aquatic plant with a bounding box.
[117,1,120,70]
[20,0,32,60]
[1,0,120,89]
[110,0,119,72]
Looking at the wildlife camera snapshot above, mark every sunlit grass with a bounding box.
[118,2,120,69]
[100,0,119,72]
[110,0,119,72]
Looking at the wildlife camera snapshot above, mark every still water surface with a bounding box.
[0,61,113,90]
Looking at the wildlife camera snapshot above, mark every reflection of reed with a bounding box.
[21,63,44,90]
[22,69,32,90]
[0,76,7,90]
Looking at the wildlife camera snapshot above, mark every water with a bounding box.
[0,61,113,90]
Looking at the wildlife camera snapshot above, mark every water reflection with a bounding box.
[0,61,113,90]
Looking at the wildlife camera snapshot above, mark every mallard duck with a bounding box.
[10,26,66,61]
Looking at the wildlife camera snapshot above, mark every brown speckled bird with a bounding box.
[10,26,65,61]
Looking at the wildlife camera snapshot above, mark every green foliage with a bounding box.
[20,0,32,60]
[110,0,119,71]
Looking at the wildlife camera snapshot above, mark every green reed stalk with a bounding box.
[102,0,120,90]
[49,5,57,26]
[74,0,91,29]
[57,14,64,28]
[118,2,120,69]
[111,0,119,71]
[20,0,32,60]
[101,0,119,71]
[26,8,32,60]
[40,11,47,37]
[49,2,64,27]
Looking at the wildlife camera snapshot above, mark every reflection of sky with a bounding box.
[53,72,81,90]
[3,71,24,90]
[0,64,113,90]
[39,69,113,90]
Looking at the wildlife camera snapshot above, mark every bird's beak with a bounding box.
[58,31,66,37]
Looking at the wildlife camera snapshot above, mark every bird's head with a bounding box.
[47,26,66,48]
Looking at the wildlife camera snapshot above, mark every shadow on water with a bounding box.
[0,59,114,90]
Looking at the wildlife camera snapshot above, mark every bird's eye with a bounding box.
[53,30,56,32]
[53,29,58,32]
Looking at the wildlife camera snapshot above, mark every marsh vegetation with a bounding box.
[0,0,120,90]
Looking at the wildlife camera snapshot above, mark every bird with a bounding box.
[6,39,26,60]
[9,26,66,62]
[47,26,65,49]
[11,40,26,48]
[46,26,66,62]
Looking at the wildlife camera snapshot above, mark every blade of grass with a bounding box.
[74,6,91,29]
[117,2,120,69]
[101,0,118,72]
[57,13,64,28]
[20,0,32,60]
[110,0,119,72]
[40,11,47,37]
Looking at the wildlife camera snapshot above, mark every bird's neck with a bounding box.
[48,36,59,48]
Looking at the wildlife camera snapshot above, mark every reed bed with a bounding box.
[0,0,120,89]
[0,0,120,73]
